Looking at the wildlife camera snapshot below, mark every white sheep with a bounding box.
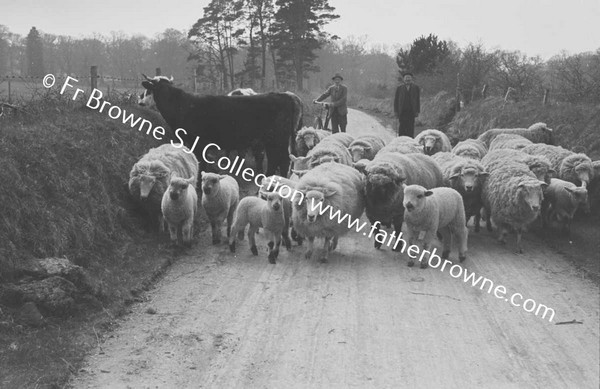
[541,178,588,235]
[161,175,198,247]
[521,144,593,187]
[403,185,468,268]
[200,172,240,244]
[379,137,424,155]
[128,144,199,232]
[229,191,287,264]
[488,134,533,151]
[295,127,331,156]
[348,135,386,162]
[477,122,554,147]
[481,160,547,253]
[482,149,554,184]
[431,152,488,232]
[452,139,488,160]
[258,174,300,248]
[414,129,452,155]
[292,162,365,262]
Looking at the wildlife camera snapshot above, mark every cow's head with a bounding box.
[139,74,174,107]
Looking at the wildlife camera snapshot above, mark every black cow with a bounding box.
[139,75,302,176]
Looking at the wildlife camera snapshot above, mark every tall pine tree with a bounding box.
[26,26,44,76]
[270,0,338,90]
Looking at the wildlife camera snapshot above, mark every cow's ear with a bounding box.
[142,81,153,89]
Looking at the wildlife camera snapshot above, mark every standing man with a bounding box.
[393,72,420,137]
[314,73,348,133]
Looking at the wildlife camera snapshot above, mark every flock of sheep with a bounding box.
[127,121,598,264]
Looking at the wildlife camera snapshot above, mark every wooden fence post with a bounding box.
[155,67,161,77]
[543,88,550,105]
[90,66,98,89]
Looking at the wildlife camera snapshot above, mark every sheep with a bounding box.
[128,144,199,232]
[295,127,331,156]
[200,172,240,244]
[488,134,533,151]
[403,185,468,268]
[291,162,365,262]
[452,139,488,160]
[229,191,287,263]
[303,132,354,168]
[347,135,387,162]
[541,178,588,235]
[379,136,424,155]
[257,175,299,248]
[481,160,547,253]
[414,129,452,155]
[477,122,554,147]
[481,149,554,184]
[360,152,444,250]
[431,152,488,232]
[161,175,198,247]
[521,144,593,187]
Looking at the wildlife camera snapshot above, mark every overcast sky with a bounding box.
[2,0,599,59]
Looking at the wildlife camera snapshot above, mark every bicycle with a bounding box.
[312,101,332,132]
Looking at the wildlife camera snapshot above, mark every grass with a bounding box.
[446,97,600,158]
[0,90,204,388]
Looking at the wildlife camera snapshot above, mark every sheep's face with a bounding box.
[455,149,479,160]
[349,146,367,163]
[139,175,157,198]
[301,189,336,223]
[303,133,318,149]
[366,174,402,203]
[265,192,283,212]
[201,172,224,195]
[528,164,551,184]
[450,167,488,193]
[575,164,591,186]
[167,177,191,201]
[565,186,589,212]
[517,182,547,213]
[420,135,438,155]
[290,155,311,171]
[403,185,432,213]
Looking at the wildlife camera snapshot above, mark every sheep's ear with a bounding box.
[424,190,434,197]
[478,171,489,178]
[186,177,195,185]
[258,189,269,199]
[540,181,548,189]
[169,171,176,182]
[364,146,372,151]
[199,171,204,179]
[289,154,298,162]
[449,172,460,180]
[323,189,337,198]
[333,156,340,163]
[219,174,228,180]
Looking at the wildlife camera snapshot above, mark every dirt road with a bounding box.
[69,109,599,388]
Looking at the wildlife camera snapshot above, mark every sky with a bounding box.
[2,0,599,59]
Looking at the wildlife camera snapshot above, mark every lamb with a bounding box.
[257,174,299,248]
[161,175,198,247]
[359,152,444,250]
[488,134,533,151]
[348,135,387,162]
[379,136,424,155]
[541,178,588,235]
[403,185,468,268]
[229,191,287,264]
[481,160,547,253]
[295,127,331,156]
[521,144,593,187]
[452,138,488,160]
[128,144,199,231]
[414,129,452,155]
[291,162,365,262]
[477,122,554,148]
[482,149,554,184]
[431,152,488,232]
[200,172,240,244]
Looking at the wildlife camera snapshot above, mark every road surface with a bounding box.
[69,109,599,388]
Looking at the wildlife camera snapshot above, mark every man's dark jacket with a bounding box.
[394,84,420,117]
